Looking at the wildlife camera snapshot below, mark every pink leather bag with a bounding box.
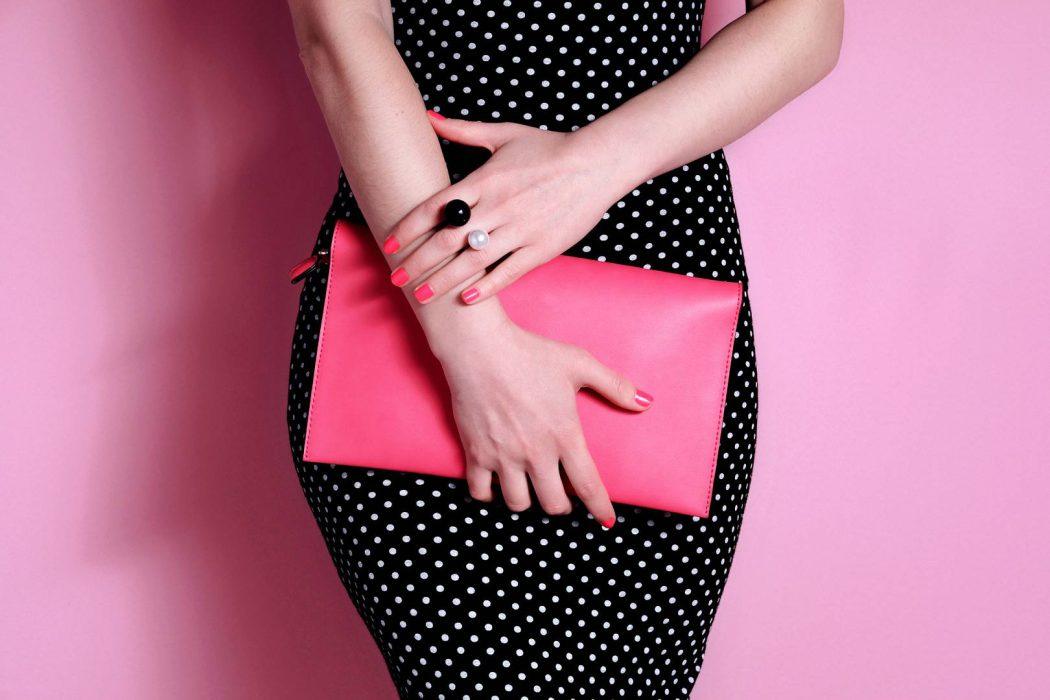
[292,219,742,517]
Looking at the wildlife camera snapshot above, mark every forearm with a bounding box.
[289,1,510,358]
[571,0,844,189]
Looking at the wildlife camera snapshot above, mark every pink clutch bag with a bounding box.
[294,219,742,517]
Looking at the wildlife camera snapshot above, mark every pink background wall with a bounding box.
[3,1,1047,697]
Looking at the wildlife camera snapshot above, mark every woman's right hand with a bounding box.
[435,318,654,527]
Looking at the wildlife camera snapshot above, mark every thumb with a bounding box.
[575,351,654,412]
[426,110,515,152]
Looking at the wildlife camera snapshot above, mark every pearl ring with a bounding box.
[466,228,490,250]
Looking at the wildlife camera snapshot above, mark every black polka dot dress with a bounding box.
[286,1,759,697]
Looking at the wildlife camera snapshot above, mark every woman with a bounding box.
[285,0,842,696]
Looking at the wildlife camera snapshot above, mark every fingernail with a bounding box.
[461,287,480,304]
[414,284,434,303]
[382,236,399,255]
[390,267,409,287]
[601,516,616,529]
[426,109,446,120]
[634,389,654,408]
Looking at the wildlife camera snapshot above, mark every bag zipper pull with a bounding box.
[288,249,329,284]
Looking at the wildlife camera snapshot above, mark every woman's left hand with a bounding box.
[384,111,632,305]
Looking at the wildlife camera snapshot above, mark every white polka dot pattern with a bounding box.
[286,1,759,697]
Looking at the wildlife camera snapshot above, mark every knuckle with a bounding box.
[468,483,491,501]
[503,497,531,512]
[496,461,524,478]
[572,346,596,367]
[428,196,446,216]
[427,271,451,294]
[567,346,592,377]
[438,227,465,253]
[466,245,497,267]
[572,478,601,500]
[522,448,551,469]
[498,257,523,282]
[544,502,573,516]
[552,423,581,447]
[466,470,482,485]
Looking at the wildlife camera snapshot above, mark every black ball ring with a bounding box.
[444,199,471,227]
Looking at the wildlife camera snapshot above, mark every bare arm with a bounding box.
[286,0,652,525]
[286,0,510,360]
[381,0,844,305]
[574,0,845,192]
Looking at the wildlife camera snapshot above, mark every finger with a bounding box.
[527,460,574,516]
[574,351,653,412]
[466,463,494,503]
[426,111,523,152]
[393,219,510,296]
[391,214,497,293]
[560,429,616,528]
[458,246,544,305]
[495,468,532,513]
[383,185,480,256]
[410,226,518,303]
[560,467,577,499]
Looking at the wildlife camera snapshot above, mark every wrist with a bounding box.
[416,294,515,364]
[565,120,653,199]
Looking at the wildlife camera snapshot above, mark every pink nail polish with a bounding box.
[634,389,654,408]
[601,516,616,529]
[426,109,446,120]
[390,267,409,287]
[414,284,434,303]
[461,287,480,304]
[382,236,400,255]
